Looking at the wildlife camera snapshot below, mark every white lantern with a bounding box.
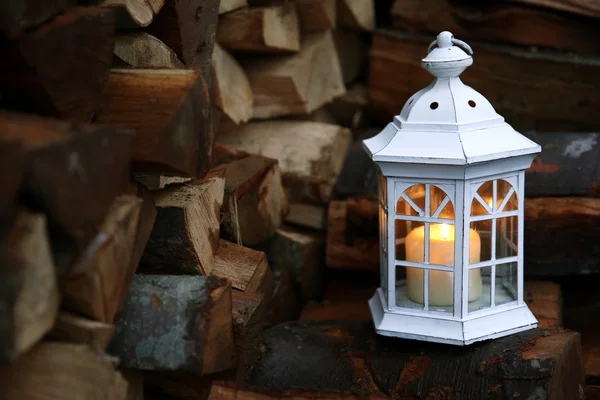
[364,31,542,345]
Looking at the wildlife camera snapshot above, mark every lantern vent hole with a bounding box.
[469,100,476,108]
[430,102,439,110]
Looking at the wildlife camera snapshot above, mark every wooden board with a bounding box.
[114,32,184,68]
[0,0,74,31]
[0,7,115,122]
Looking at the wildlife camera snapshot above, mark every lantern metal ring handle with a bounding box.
[427,31,473,55]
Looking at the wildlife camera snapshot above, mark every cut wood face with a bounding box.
[102,0,165,27]
[294,0,336,32]
[212,239,269,291]
[114,32,184,68]
[337,0,375,32]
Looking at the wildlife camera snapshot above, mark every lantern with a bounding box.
[364,31,542,345]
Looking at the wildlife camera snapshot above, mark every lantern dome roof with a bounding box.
[363,31,541,166]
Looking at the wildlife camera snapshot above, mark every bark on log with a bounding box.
[295,0,336,32]
[244,321,584,399]
[337,0,375,31]
[96,68,212,177]
[0,210,59,362]
[0,7,115,122]
[220,0,248,14]
[109,275,235,375]
[49,310,114,352]
[0,0,75,31]
[114,32,184,68]
[140,170,225,275]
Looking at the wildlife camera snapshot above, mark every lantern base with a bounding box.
[369,288,538,346]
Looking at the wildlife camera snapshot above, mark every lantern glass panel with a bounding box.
[495,262,518,305]
[379,206,388,291]
[468,266,491,313]
[395,266,425,310]
[396,184,425,217]
[378,172,387,209]
[496,216,518,259]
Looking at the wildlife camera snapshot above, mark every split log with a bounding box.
[0,7,116,122]
[212,43,253,124]
[369,30,600,132]
[100,0,164,27]
[217,3,300,53]
[114,32,184,68]
[266,270,303,327]
[0,111,134,265]
[211,142,252,167]
[133,174,191,191]
[242,31,345,119]
[209,382,386,399]
[213,240,271,292]
[220,155,287,246]
[96,68,212,177]
[140,170,225,275]
[325,83,368,130]
[0,210,59,362]
[267,227,325,301]
[510,0,600,18]
[295,0,336,32]
[333,30,369,84]
[62,195,142,323]
[217,121,352,204]
[391,0,600,56]
[49,310,114,352]
[337,0,375,31]
[244,321,584,399]
[220,0,248,14]
[285,203,327,231]
[109,275,236,375]
[0,0,74,31]
[0,342,128,399]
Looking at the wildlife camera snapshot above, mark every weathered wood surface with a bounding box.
[209,382,386,399]
[114,32,184,68]
[140,170,225,275]
[242,31,345,119]
[337,0,375,31]
[295,0,336,32]
[0,7,115,122]
[220,0,248,14]
[0,342,128,399]
[0,112,134,260]
[212,240,270,292]
[217,3,300,53]
[0,0,75,31]
[109,275,235,375]
[217,121,351,204]
[96,68,212,177]
[62,195,142,323]
[266,270,303,327]
[391,0,600,56]
[369,30,600,132]
[0,210,59,363]
[100,0,164,27]
[49,310,114,352]
[245,322,583,399]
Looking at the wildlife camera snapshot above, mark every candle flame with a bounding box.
[440,223,451,241]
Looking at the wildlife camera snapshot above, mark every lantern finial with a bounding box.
[422,31,473,79]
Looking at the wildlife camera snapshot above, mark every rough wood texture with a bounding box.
[213,240,271,292]
[109,275,235,375]
[217,3,300,53]
[245,322,583,399]
[333,30,369,84]
[295,0,336,32]
[217,121,351,204]
[49,310,114,352]
[0,111,134,261]
[369,30,600,132]
[133,174,191,190]
[209,382,386,399]
[62,195,142,323]
[140,170,225,275]
[0,210,59,362]
[0,7,115,122]
[511,0,600,18]
[0,342,128,399]
[285,203,327,231]
[337,0,375,31]
[114,32,183,68]
[212,43,253,124]
[220,0,248,14]
[220,155,287,246]
[0,0,75,31]
[391,0,600,56]
[96,68,212,177]
[101,0,163,27]
[243,31,345,119]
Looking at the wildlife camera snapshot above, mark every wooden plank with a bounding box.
[295,0,336,32]
[109,275,236,375]
[101,0,164,27]
[0,210,59,362]
[244,322,584,399]
[337,0,375,31]
[96,69,212,177]
[114,32,184,68]
[0,0,74,31]
[49,310,114,352]
[369,30,600,132]
[217,4,300,53]
[0,7,115,122]
[220,0,248,14]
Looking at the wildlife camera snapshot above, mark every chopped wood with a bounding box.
[0,342,128,399]
[209,382,387,399]
[220,156,287,246]
[292,108,338,125]
[511,0,600,18]
[266,270,303,327]
[211,142,252,167]
[0,0,74,31]
[337,0,375,31]
[133,174,192,191]
[212,43,253,124]
[217,3,300,53]
[217,121,351,204]
[96,68,212,177]
[0,141,25,219]
[333,30,368,84]
[295,0,336,32]
[114,32,184,68]
[0,210,59,362]
[122,370,144,400]
[392,0,600,56]
[325,83,368,129]
[242,31,345,119]
[0,7,115,122]
[369,30,600,131]
[285,203,327,231]
[244,322,584,399]
[140,170,225,275]
[213,240,270,292]
[268,227,324,301]
[101,0,163,27]
[220,0,248,14]
[62,195,142,323]
[0,111,134,264]
[109,275,236,375]
[49,310,114,352]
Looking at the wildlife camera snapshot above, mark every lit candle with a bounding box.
[405,224,482,306]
